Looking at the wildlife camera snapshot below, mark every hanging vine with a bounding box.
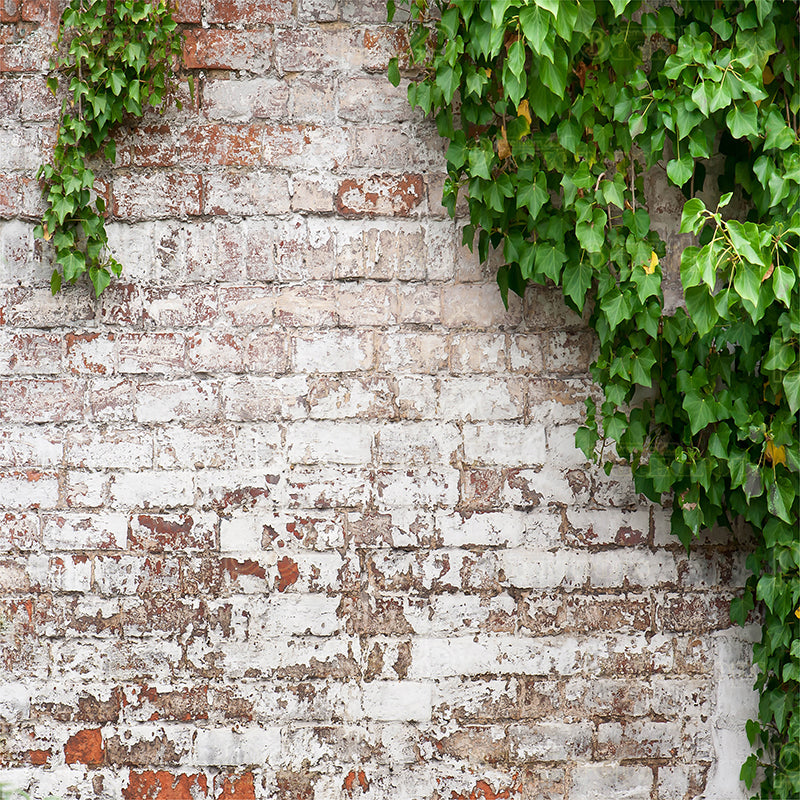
[35,0,185,296]
[387,0,799,796]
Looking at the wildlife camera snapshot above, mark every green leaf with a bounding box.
[733,264,761,315]
[727,100,759,139]
[562,259,593,309]
[609,0,631,16]
[557,118,581,153]
[388,57,400,87]
[534,0,559,17]
[468,144,493,180]
[507,39,526,78]
[783,368,800,414]
[740,754,758,789]
[534,242,567,283]
[600,289,632,329]
[679,198,706,234]
[576,208,607,253]
[519,5,553,61]
[684,285,718,337]
[667,153,694,186]
[517,171,549,218]
[539,48,568,98]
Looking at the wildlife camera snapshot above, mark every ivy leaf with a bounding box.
[539,48,568,97]
[667,153,694,186]
[609,0,631,16]
[534,0,559,18]
[576,208,607,253]
[468,143,493,180]
[507,39,526,78]
[600,289,632,329]
[684,285,718,337]
[562,259,593,309]
[517,171,548,218]
[727,100,759,139]
[740,754,758,789]
[519,5,554,61]
[683,390,717,434]
[733,264,761,316]
[783,368,800,414]
[387,57,400,87]
[534,242,567,283]
[60,249,86,282]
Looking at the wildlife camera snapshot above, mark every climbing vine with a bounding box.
[35,0,185,296]
[388,0,799,796]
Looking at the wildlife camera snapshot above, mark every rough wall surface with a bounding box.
[0,1,758,798]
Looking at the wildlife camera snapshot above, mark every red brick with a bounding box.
[218,772,256,799]
[204,172,291,216]
[63,727,104,766]
[187,332,245,373]
[0,378,85,423]
[171,0,201,22]
[128,513,216,552]
[0,172,42,217]
[123,771,209,800]
[183,29,272,72]
[112,173,202,220]
[66,332,116,375]
[336,174,424,217]
[116,333,187,374]
[0,331,61,374]
[206,0,291,23]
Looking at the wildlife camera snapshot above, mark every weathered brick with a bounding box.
[336,173,424,217]
[183,29,272,72]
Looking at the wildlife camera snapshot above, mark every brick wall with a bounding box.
[0,1,758,798]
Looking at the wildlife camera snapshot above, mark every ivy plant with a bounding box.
[35,0,185,296]
[388,0,799,796]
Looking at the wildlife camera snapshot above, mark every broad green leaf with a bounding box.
[683,390,717,434]
[609,0,631,16]
[519,5,554,61]
[684,285,718,337]
[727,220,766,266]
[727,100,759,139]
[773,263,797,307]
[783,368,800,414]
[733,264,761,314]
[387,57,400,87]
[534,0,559,17]
[517,171,548,218]
[576,208,607,253]
[562,259,593,309]
[600,288,632,329]
[539,48,569,98]
[679,198,706,234]
[534,242,567,283]
[667,153,694,186]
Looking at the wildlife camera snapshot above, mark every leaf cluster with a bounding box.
[35,0,185,296]
[388,0,800,795]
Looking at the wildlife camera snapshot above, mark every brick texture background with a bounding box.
[0,1,758,798]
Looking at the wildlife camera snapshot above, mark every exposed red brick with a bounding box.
[183,29,272,71]
[29,748,50,765]
[335,174,424,217]
[276,556,299,592]
[218,772,256,799]
[63,728,104,766]
[123,771,209,800]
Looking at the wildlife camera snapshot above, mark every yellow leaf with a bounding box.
[763,64,774,85]
[765,439,787,467]
[645,250,658,274]
[497,125,511,159]
[43,224,52,241]
[517,99,531,125]
[795,606,800,619]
